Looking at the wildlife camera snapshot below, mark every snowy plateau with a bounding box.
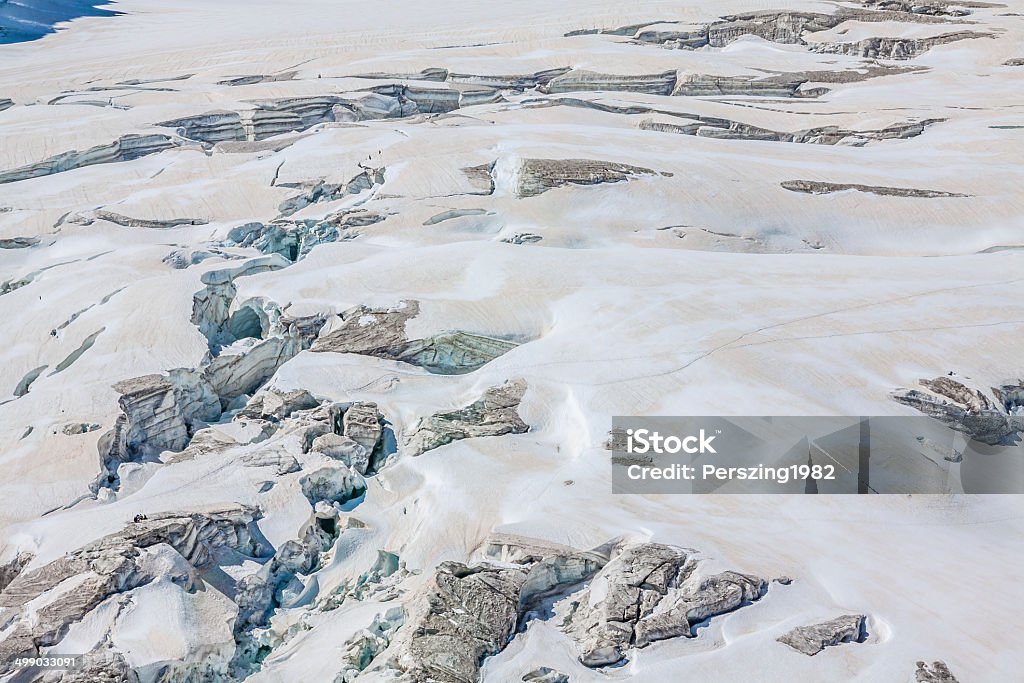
[0,1,1022,682]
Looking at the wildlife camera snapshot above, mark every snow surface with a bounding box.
[0,0,1022,681]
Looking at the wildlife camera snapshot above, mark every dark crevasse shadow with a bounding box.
[0,0,119,45]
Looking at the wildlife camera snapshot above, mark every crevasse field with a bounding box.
[0,1,1022,682]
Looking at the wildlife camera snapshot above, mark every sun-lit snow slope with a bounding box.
[0,1,1022,682]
